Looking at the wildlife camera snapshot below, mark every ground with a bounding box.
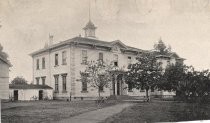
[1,100,118,123]
[102,100,210,123]
[2,99,210,123]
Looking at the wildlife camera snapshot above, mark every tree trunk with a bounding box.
[146,88,149,102]
[98,89,101,97]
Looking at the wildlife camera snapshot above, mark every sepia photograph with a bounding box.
[1,0,210,123]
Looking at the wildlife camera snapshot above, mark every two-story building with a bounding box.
[0,44,12,100]
[30,20,184,100]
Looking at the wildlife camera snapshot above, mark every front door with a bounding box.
[14,90,18,101]
[117,81,120,95]
[39,90,43,100]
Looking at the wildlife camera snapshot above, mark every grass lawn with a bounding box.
[1,100,118,123]
[102,100,210,123]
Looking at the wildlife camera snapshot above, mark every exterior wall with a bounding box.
[73,44,137,97]
[0,60,9,99]
[50,45,71,98]
[32,40,182,99]
[9,89,53,101]
[33,52,50,85]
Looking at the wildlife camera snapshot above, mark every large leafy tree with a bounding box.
[11,76,28,85]
[82,60,112,97]
[126,52,162,100]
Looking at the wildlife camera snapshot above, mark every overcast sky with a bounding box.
[1,0,210,82]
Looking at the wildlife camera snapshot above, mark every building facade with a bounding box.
[0,45,12,100]
[9,84,53,101]
[30,21,184,100]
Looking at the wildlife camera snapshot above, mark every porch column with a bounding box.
[115,74,117,95]
[122,75,127,95]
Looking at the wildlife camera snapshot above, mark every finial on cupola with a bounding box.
[83,0,97,38]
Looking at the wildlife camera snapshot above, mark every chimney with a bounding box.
[49,34,53,46]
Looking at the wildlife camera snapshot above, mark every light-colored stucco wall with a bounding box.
[0,60,9,99]
[9,89,53,101]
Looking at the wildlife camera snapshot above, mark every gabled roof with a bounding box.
[0,55,12,67]
[110,40,128,49]
[30,36,145,56]
[9,84,53,89]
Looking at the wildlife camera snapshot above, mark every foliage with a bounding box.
[160,63,210,103]
[0,43,8,59]
[11,76,28,85]
[154,39,171,54]
[82,60,112,97]
[126,52,162,99]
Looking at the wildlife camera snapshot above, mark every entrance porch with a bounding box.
[110,73,127,96]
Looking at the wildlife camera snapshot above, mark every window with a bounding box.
[36,59,39,70]
[81,50,88,64]
[128,82,133,92]
[113,54,118,67]
[41,76,46,85]
[128,56,132,65]
[55,54,59,66]
[81,73,88,92]
[62,74,67,92]
[54,75,59,93]
[42,57,45,69]
[167,60,170,65]
[36,77,40,85]
[62,51,67,65]
[99,52,103,61]
[99,86,104,92]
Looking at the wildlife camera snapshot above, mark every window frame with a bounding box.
[41,76,46,85]
[42,57,45,69]
[62,74,67,93]
[99,52,103,62]
[62,51,67,65]
[36,77,40,85]
[54,75,59,93]
[55,53,59,66]
[36,59,39,70]
[81,50,88,65]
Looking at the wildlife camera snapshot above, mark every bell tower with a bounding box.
[83,0,97,38]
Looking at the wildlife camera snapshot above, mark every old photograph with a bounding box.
[1,0,210,123]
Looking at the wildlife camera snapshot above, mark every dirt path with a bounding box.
[58,103,133,123]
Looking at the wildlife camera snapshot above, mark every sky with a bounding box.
[0,0,210,82]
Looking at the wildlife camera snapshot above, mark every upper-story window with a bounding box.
[41,76,46,85]
[42,57,45,69]
[62,51,67,65]
[36,59,39,70]
[55,53,59,66]
[113,54,118,67]
[99,52,103,62]
[81,50,88,64]
[128,56,132,65]
[167,60,170,65]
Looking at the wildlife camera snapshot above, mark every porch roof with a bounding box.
[9,84,53,90]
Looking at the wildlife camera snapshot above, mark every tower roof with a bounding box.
[83,20,97,30]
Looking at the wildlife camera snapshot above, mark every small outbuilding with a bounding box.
[9,84,53,101]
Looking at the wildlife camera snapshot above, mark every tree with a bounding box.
[0,43,8,59]
[157,63,187,96]
[11,76,28,85]
[154,39,171,54]
[82,60,112,97]
[126,52,162,101]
